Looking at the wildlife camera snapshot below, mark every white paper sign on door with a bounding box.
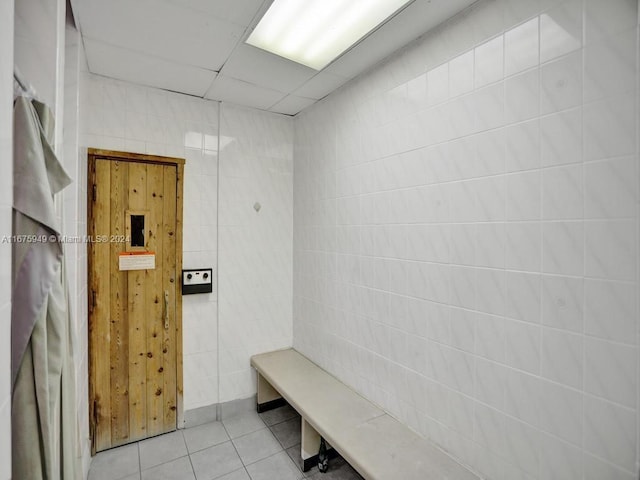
[119,252,156,271]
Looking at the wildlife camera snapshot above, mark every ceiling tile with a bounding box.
[205,75,286,110]
[84,38,217,96]
[323,35,394,80]
[220,44,317,94]
[73,0,477,110]
[163,0,264,27]
[293,72,350,100]
[73,0,244,70]
[269,95,317,116]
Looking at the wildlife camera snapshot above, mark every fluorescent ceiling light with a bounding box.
[246,0,413,70]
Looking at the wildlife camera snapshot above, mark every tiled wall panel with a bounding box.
[293,0,640,478]
[13,0,58,108]
[218,104,293,402]
[64,23,93,476]
[0,4,14,478]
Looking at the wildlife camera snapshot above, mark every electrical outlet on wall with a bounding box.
[182,268,213,294]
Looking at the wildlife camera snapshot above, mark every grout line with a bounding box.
[635,3,640,478]
[227,423,271,442]
[179,429,198,479]
[220,418,251,468]
[581,17,588,478]
[216,101,221,413]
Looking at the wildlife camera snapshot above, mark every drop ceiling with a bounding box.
[70,0,476,115]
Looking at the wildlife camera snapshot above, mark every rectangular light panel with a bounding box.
[246,0,413,70]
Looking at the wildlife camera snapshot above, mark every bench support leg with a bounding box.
[256,372,286,413]
[301,418,320,471]
[301,418,336,472]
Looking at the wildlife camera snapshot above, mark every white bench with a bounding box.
[251,348,479,480]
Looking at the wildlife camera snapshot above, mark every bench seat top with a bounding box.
[251,348,479,480]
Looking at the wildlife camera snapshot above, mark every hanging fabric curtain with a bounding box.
[11,95,81,480]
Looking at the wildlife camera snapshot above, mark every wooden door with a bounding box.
[88,149,184,454]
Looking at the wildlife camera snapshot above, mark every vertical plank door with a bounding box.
[88,150,184,454]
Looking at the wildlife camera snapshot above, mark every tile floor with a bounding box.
[88,404,364,480]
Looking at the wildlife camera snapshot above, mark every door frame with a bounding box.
[87,148,185,454]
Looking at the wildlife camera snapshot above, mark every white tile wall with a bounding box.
[293,0,640,479]
[218,103,294,402]
[82,75,220,412]
[0,2,13,478]
[64,22,92,477]
[0,0,17,477]
[13,0,58,108]
[82,78,295,411]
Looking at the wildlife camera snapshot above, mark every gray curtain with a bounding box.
[12,96,81,480]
